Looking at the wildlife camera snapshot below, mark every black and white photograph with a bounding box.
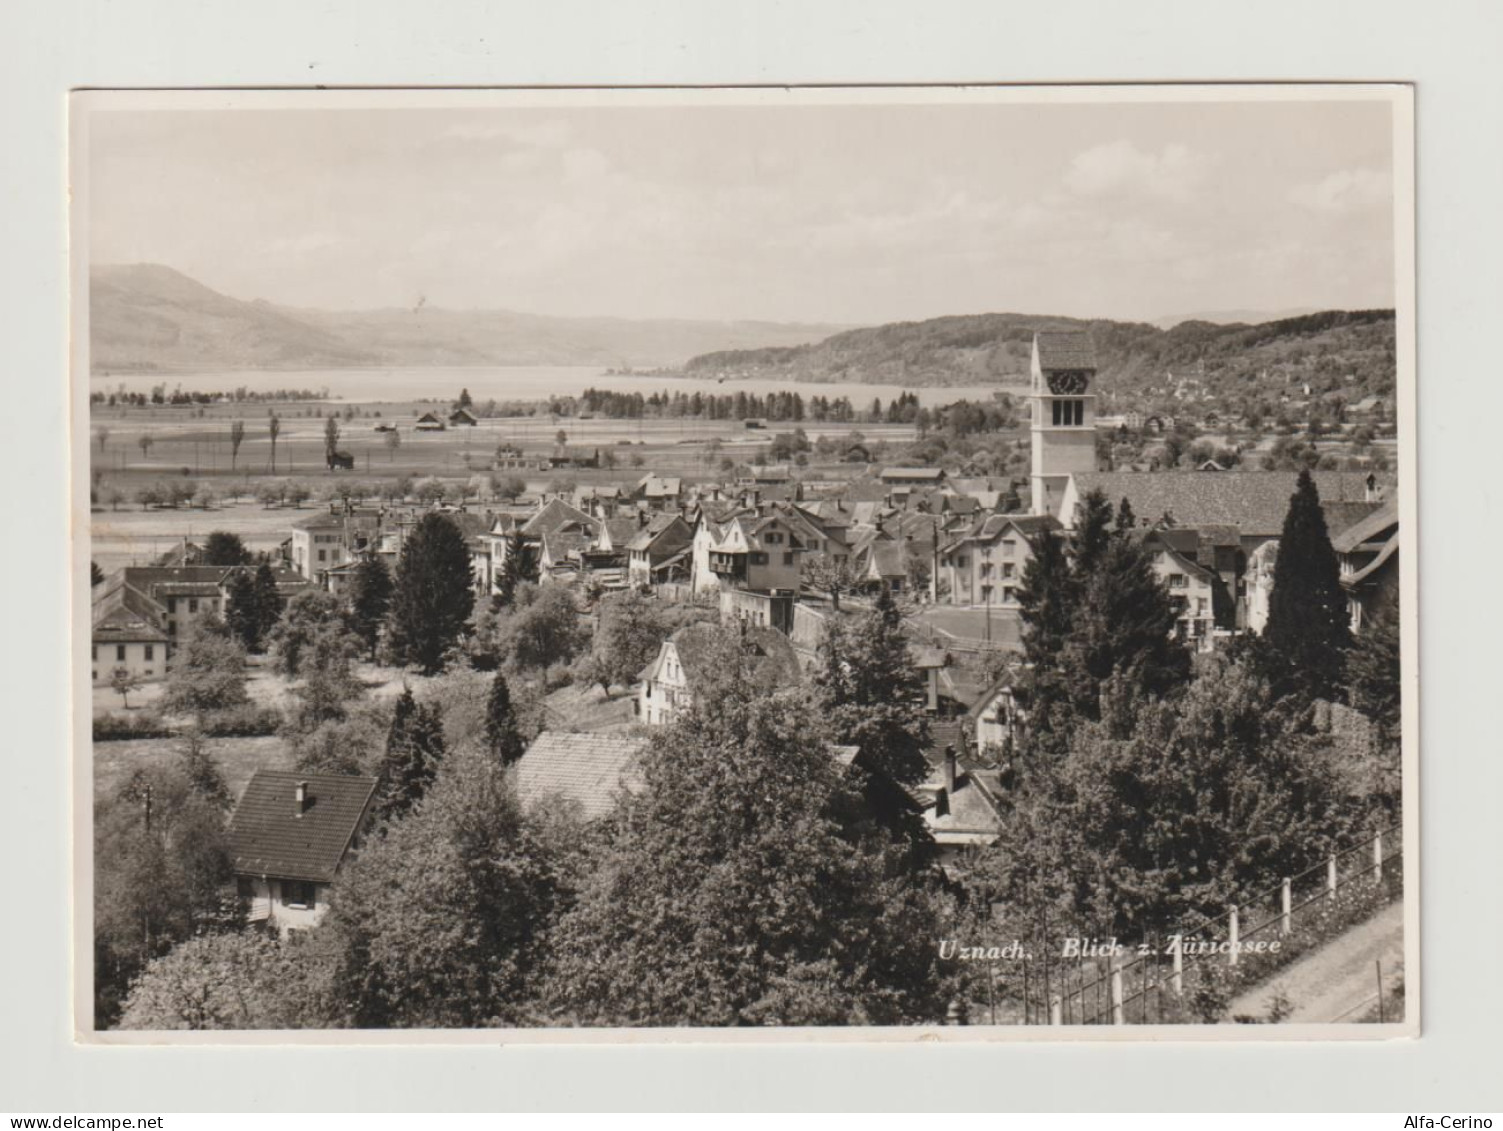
[70,85,1417,1040]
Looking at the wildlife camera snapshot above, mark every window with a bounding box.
[167,597,177,614]
[1003,562,1015,579]
[116,645,126,662]
[750,552,768,565]
[1002,539,1018,557]
[188,598,199,614]
[765,532,782,544]
[144,644,154,661]
[318,549,327,563]
[282,880,316,909]
[783,552,794,565]
[91,645,97,661]
[1168,575,1187,589]
[1051,399,1085,426]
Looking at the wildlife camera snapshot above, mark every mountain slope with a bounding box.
[90,264,379,373]
[682,309,1398,401]
[88,264,851,373]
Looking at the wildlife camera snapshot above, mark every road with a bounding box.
[1227,900,1406,1023]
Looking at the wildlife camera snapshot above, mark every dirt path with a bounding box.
[1228,900,1405,1023]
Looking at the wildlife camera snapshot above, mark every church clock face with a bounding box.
[1047,371,1088,396]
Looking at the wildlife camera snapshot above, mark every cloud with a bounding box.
[1065,141,1206,203]
[1288,168,1390,213]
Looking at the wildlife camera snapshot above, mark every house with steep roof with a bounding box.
[91,579,171,685]
[625,514,695,588]
[1140,531,1219,649]
[414,411,446,431]
[702,511,805,594]
[635,621,802,726]
[632,473,683,509]
[228,771,378,935]
[939,514,1059,608]
[917,742,1006,859]
[1333,500,1400,632]
[448,407,478,427]
[515,731,649,822]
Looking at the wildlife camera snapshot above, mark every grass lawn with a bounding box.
[93,734,292,802]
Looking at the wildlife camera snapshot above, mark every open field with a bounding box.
[93,734,292,802]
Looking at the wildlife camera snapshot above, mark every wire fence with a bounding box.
[963,824,1403,1026]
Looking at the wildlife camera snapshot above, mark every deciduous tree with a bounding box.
[161,614,249,718]
[541,633,950,1027]
[323,747,561,1027]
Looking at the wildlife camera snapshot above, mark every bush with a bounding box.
[199,704,283,737]
[93,712,175,741]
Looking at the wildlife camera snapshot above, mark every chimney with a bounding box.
[943,744,958,795]
[294,780,309,817]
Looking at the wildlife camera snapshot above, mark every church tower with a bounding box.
[1029,330,1099,517]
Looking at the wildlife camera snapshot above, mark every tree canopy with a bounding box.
[385,512,475,674]
[542,630,951,1026]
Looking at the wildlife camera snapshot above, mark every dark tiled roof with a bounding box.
[521,498,597,538]
[515,731,648,822]
[880,467,945,481]
[1035,330,1098,371]
[228,771,377,883]
[1070,472,1384,538]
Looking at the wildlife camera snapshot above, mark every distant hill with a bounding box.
[681,309,1397,403]
[1151,307,1319,330]
[88,264,853,374]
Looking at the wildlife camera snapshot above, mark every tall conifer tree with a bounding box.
[1263,469,1351,700]
[385,512,476,674]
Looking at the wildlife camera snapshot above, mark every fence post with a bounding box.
[1227,905,1240,967]
[1373,831,1384,882]
[1110,964,1125,1025]
[1281,877,1293,936]
[1050,995,1062,1026]
[1171,937,1184,996]
[1328,856,1339,896]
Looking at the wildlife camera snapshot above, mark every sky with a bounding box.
[84,95,1399,326]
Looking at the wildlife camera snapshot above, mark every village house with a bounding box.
[289,504,383,583]
[702,511,805,594]
[880,466,947,487]
[916,737,1006,861]
[625,514,695,589]
[514,731,650,822]
[1142,531,1219,649]
[547,444,601,470]
[91,578,170,686]
[414,411,446,431]
[448,407,478,427]
[228,771,378,937]
[631,473,683,510]
[635,621,801,726]
[1332,500,1400,632]
[939,514,1058,608]
[968,673,1025,758]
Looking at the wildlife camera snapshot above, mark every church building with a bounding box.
[1029,330,1100,517]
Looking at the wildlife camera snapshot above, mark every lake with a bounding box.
[89,366,1024,408]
